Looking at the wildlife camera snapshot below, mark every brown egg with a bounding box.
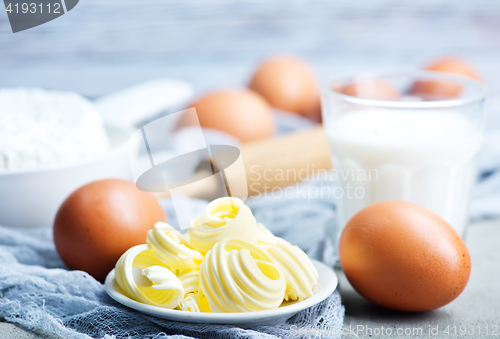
[339,201,471,312]
[338,80,401,101]
[249,55,321,121]
[54,179,166,282]
[182,89,275,143]
[411,57,482,99]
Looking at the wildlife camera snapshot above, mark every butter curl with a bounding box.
[198,238,286,313]
[115,245,184,308]
[147,222,203,274]
[267,239,319,301]
[188,197,259,254]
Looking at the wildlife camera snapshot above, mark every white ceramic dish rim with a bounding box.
[105,259,338,324]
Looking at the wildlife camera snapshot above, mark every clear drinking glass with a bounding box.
[321,71,488,248]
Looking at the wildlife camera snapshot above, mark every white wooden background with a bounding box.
[0,0,499,121]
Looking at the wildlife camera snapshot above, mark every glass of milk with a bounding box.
[322,71,488,245]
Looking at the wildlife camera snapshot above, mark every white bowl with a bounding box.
[0,125,134,228]
[105,259,338,327]
[0,79,194,228]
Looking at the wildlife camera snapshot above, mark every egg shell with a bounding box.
[53,179,166,282]
[249,55,321,121]
[426,57,482,80]
[183,89,275,143]
[339,80,401,101]
[411,57,482,98]
[339,200,471,312]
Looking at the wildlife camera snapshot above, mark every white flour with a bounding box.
[0,88,110,171]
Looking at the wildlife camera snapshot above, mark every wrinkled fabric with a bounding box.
[0,211,344,339]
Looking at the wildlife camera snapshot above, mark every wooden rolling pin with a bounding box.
[241,125,331,195]
[156,126,332,199]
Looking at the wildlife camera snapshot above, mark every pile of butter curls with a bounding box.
[114,197,319,313]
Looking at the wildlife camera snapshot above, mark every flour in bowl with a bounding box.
[0,88,110,170]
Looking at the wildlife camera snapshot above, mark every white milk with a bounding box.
[326,109,482,236]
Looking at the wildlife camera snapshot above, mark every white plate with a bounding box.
[105,259,338,327]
